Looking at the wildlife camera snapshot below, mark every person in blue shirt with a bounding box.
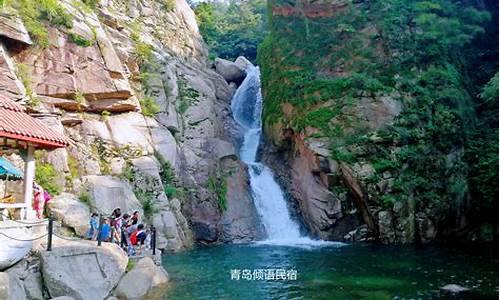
[87,213,99,240]
[98,217,111,242]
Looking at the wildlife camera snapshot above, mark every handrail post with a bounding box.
[120,226,126,248]
[97,214,103,246]
[47,213,53,251]
[110,227,115,244]
[151,226,156,255]
[109,217,116,243]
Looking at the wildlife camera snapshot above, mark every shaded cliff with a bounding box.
[258,0,498,243]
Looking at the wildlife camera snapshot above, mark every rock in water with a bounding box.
[40,241,127,300]
[215,58,246,84]
[114,257,168,299]
[440,284,471,295]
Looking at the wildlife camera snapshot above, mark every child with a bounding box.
[32,182,45,219]
[87,213,99,240]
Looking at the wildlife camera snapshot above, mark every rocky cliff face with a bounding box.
[262,96,402,242]
[259,0,497,244]
[0,0,261,249]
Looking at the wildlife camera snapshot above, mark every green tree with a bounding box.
[466,72,499,217]
[195,0,267,61]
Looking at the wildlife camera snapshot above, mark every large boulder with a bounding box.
[214,58,246,84]
[0,13,32,45]
[105,113,155,153]
[47,193,90,237]
[7,272,25,300]
[378,210,396,244]
[113,257,168,299]
[288,142,344,239]
[152,209,185,251]
[184,200,220,243]
[221,164,265,242]
[131,156,162,179]
[40,240,127,300]
[5,258,44,300]
[23,271,44,300]
[0,271,28,300]
[209,138,238,161]
[210,72,233,101]
[0,44,25,100]
[234,56,253,70]
[0,221,32,271]
[83,175,143,216]
[150,125,180,170]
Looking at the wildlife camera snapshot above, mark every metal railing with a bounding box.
[0,203,29,221]
[0,213,157,254]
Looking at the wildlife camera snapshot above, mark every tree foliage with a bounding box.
[195,0,267,61]
[466,72,499,217]
[258,0,498,230]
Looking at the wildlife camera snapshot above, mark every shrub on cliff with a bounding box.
[68,32,94,47]
[139,96,160,117]
[10,0,73,47]
[34,151,61,195]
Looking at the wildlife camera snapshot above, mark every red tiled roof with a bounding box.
[0,95,72,148]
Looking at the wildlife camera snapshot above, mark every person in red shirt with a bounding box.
[130,224,147,246]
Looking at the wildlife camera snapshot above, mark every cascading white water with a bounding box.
[232,66,340,247]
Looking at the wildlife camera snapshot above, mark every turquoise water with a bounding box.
[159,243,498,300]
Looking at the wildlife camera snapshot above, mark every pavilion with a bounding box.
[0,95,72,220]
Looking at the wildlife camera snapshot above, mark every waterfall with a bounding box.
[231,66,338,246]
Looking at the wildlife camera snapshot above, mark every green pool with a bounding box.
[158,243,498,299]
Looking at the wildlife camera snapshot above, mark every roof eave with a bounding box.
[0,132,71,149]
